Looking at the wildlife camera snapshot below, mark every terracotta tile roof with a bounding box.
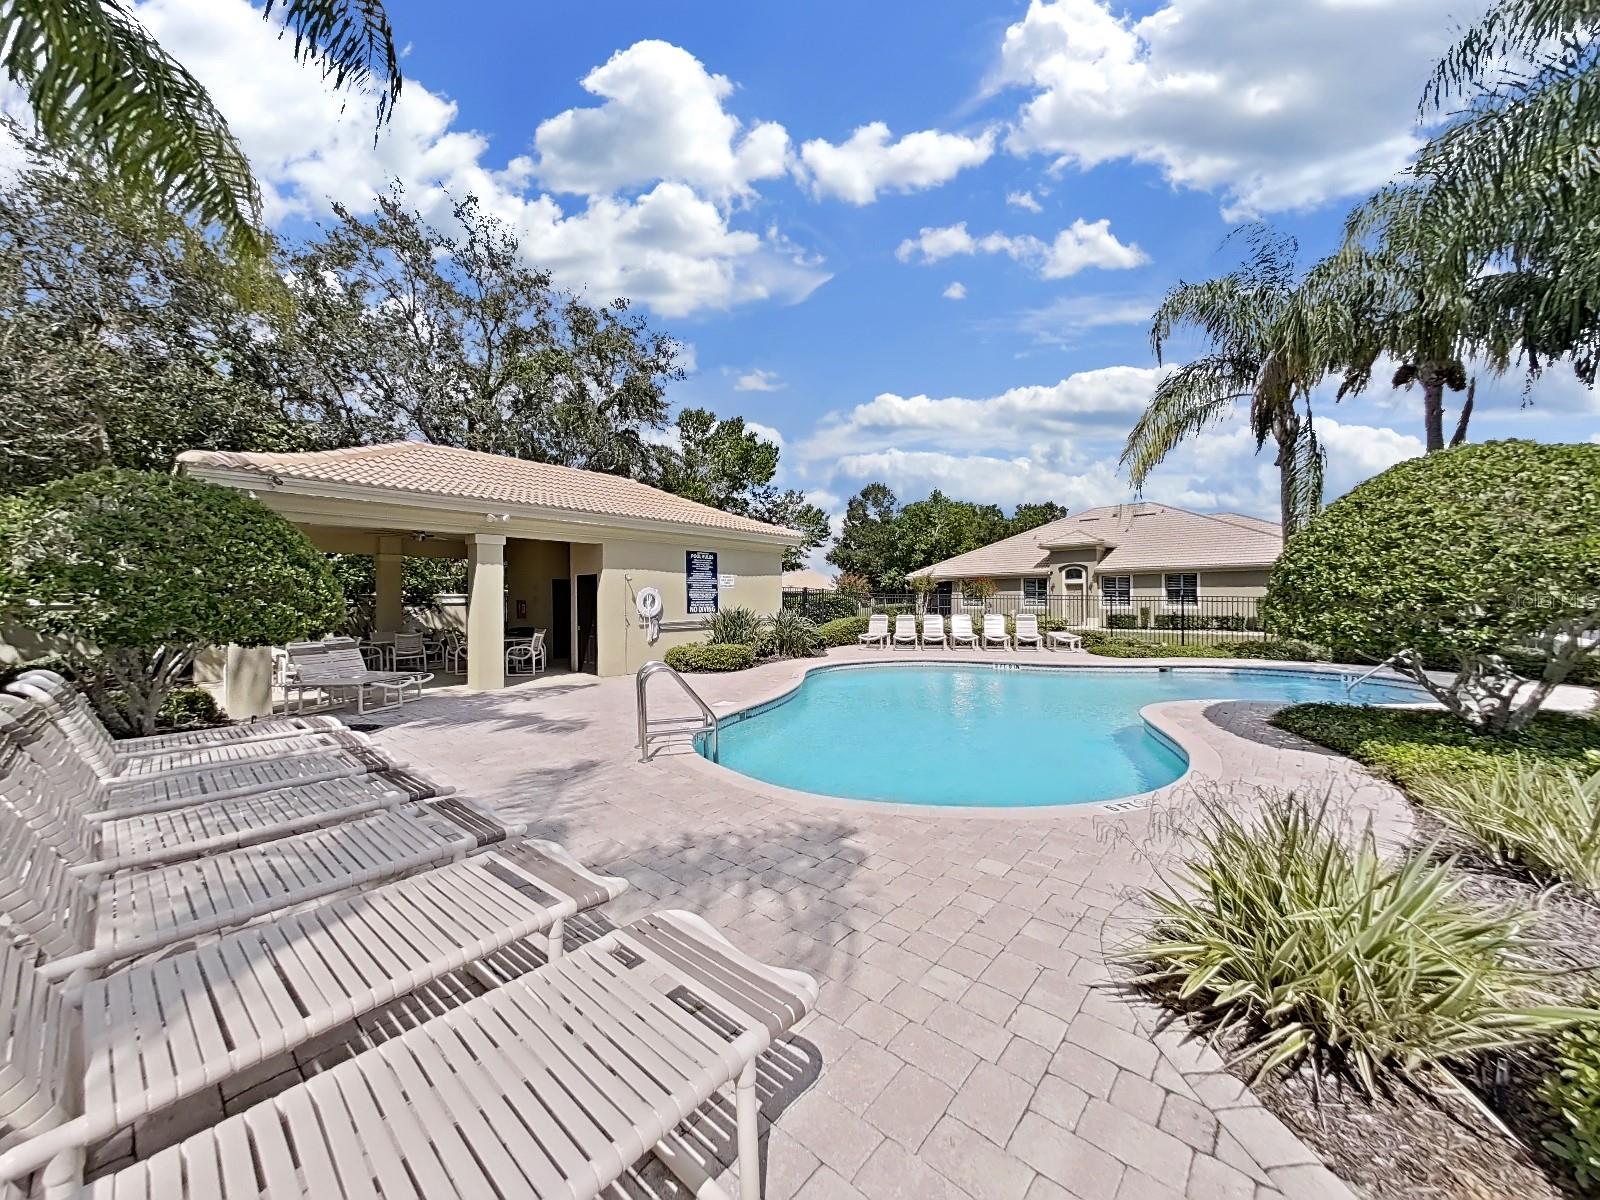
[178,442,800,541]
[782,569,837,591]
[913,503,1282,579]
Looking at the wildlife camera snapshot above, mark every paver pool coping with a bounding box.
[672,654,1406,821]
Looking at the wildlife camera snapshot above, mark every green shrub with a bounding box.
[1271,704,1600,790]
[702,606,763,646]
[1227,637,1331,662]
[1105,611,1141,630]
[664,642,756,672]
[1407,760,1600,891]
[758,608,823,659]
[1128,792,1588,1095]
[1544,1016,1600,1190]
[157,686,223,730]
[783,591,858,622]
[1264,440,1600,733]
[817,615,870,647]
[0,469,343,736]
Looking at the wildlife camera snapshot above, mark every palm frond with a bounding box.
[1,0,263,256]
[1283,414,1326,535]
[264,0,402,127]
[1120,356,1251,489]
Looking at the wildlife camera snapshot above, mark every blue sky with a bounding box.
[136,0,1600,559]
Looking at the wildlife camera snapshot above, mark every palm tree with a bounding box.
[0,1,402,260]
[1123,229,1333,535]
[1323,188,1492,453]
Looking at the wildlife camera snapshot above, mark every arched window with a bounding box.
[1061,566,1087,586]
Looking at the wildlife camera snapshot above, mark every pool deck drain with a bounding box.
[352,646,1594,1200]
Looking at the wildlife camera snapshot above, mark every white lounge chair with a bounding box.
[288,643,432,713]
[1048,628,1085,652]
[982,613,1011,650]
[12,668,345,752]
[922,613,947,649]
[892,613,919,649]
[1014,613,1044,650]
[6,676,379,783]
[950,613,980,649]
[858,612,889,648]
[0,842,628,1187]
[0,765,525,979]
[0,693,419,821]
[0,910,818,1200]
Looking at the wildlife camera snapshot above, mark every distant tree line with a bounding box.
[0,144,828,569]
[825,484,1067,591]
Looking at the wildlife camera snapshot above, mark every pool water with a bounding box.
[704,664,1425,808]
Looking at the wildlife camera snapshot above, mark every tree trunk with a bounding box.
[1420,369,1446,453]
[1449,378,1475,448]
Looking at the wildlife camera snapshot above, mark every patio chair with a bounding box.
[950,613,980,649]
[858,612,890,648]
[1014,613,1044,650]
[506,631,546,676]
[288,645,432,714]
[891,613,919,649]
[0,841,628,1189]
[0,772,527,980]
[1048,628,1085,652]
[392,631,429,673]
[922,613,947,649]
[0,909,817,1200]
[982,613,1011,650]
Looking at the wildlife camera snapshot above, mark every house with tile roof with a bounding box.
[909,502,1282,622]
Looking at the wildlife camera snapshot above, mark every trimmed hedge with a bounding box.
[157,686,223,730]
[818,615,870,646]
[1270,704,1600,789]
[663,642,756,673]
[1078,632,1331,661]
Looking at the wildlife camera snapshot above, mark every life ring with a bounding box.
[636,587,664,619]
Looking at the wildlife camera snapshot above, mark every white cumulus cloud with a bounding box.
[896,218,1147,278]
[130,0,828,318]
[1006,190,1043,212]
[993,0,1481,220]
[943,281,968,300]
[734,368,784,392]
[532,41,790,199]
[798,122,995,204]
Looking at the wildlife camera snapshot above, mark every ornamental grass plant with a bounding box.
[1409,759,1600,892]
[1128,791,1590,1099]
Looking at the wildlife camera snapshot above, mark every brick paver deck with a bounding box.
[354,647,1421,1199]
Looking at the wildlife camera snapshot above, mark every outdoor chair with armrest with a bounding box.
[287,645,432,714]
[391,631,429,673]
[858,612,889,648]
[982,613,1011,650]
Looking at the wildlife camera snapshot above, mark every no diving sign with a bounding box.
[686,550,719,615]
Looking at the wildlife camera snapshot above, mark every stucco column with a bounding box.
[466,533,506,691]
[374,535,404,632]
[222,645,274,719]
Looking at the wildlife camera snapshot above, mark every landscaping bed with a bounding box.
[1200,704,1600,1199]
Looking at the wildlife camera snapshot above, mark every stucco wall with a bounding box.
[504,538,570,634]
[596,536,784,676]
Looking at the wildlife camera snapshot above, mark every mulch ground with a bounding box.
[1225,817,1598,1200]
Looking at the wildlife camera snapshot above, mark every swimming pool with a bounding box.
[701,663,1426,808]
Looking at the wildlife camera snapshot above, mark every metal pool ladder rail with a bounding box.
[635,660,719,762]
[1343,652,1404,694]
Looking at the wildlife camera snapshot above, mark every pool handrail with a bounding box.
[636,661,719,763]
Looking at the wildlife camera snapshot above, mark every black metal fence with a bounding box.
[781,588,1268,647]
[869,591,1266,648]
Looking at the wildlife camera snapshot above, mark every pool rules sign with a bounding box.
[685,550,719,614]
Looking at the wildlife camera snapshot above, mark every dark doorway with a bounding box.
[550,579,571,661]
[575,574,599,672]
[934,581,954,615]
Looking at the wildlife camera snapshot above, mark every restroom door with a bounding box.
[550,580,571,661]
[575,574,599,672]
